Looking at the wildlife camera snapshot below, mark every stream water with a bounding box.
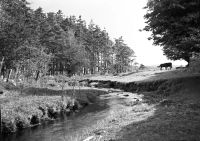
[1,91,129,141]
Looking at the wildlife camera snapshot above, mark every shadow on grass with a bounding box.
[139,69,200,82]
[23,87,107,96]
[114,78,200,141]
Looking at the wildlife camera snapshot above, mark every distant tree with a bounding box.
[113,37,135,73]
[139,64,145,70]
[144,0,200,65]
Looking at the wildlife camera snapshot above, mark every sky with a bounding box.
[27,0,187,66]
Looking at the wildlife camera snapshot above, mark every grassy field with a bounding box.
[88,68,200,83]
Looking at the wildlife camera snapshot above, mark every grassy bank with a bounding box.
[1,94,75,133]
[112,77,200,141]
[87,74,200,94]
[0,84,107,134]
[78,71,200,141]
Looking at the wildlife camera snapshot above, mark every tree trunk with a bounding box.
[97,53,100,73]
[52,62,55,75]
[9,69,12,79]
[6,69,11,82]
[0,57,4,77]
[15,65,19,81]
[90,67,94,74]
[35,70,40,81]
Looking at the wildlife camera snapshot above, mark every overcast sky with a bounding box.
[27,0,186,66]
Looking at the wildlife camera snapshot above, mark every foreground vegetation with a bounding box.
[0,80,106,134]
[1,94,75,133]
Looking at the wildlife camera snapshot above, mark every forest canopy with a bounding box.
[0,0,135,80]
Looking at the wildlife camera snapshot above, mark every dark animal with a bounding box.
[158,62,172,70]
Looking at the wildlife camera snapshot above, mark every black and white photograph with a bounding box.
[0,0,200,140]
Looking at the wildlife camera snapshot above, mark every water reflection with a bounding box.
[1,96,110,141]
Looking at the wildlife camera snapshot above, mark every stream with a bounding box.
[1,89,135,141]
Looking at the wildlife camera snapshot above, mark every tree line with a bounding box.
[0,0,135,81]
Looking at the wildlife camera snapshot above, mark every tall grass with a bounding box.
[0,75,106,134]
[1,94,76,133]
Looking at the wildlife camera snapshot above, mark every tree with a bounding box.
[15,42,52,81]
[0,0,33,76]
[144,0,200,65]
[113,37,135,73]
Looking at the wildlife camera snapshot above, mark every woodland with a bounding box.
[0,0,135,82]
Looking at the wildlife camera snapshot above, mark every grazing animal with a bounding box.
[158,62,172,70]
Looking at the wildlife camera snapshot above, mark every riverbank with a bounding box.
[79,70,200,141]
[1,69,200,140]
[0,82,107,134]
[85,69,200,94]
